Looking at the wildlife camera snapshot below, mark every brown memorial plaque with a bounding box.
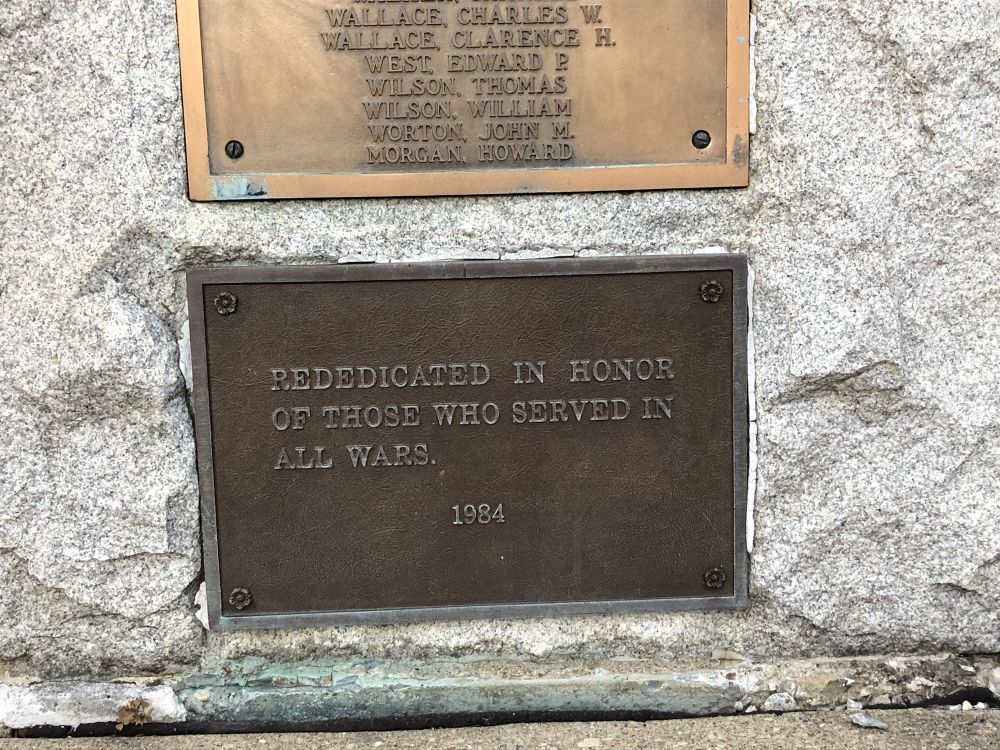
[188,256,749,628]
[175,0,750,200]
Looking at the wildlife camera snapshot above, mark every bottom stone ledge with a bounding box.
[2,653,998,733]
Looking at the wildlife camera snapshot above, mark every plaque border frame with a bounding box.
[188,255,750,630]
[175,0,751,200]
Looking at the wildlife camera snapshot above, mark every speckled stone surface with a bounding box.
[1,0,998,697]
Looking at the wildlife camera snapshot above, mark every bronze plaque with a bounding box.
[176,0,750,200]
[189,256,749,629]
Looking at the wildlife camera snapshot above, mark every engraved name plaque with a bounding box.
[176,0,750,200]
[189,256,749,629]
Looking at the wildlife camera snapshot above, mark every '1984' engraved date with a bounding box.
[452,503,506,525]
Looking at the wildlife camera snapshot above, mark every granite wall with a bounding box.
[1,0,998,717]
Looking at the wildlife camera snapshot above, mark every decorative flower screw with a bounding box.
[699,280,724,303]
[703,567,727,589]
[229,587,253,610]
[214,291,238,316]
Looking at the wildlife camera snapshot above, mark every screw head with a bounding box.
[699,280,724,303]
[692,130,712,150]
[225,140,245,160]
[703,568,727,590]
[214,291,238,316]
[228,587,253,610]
